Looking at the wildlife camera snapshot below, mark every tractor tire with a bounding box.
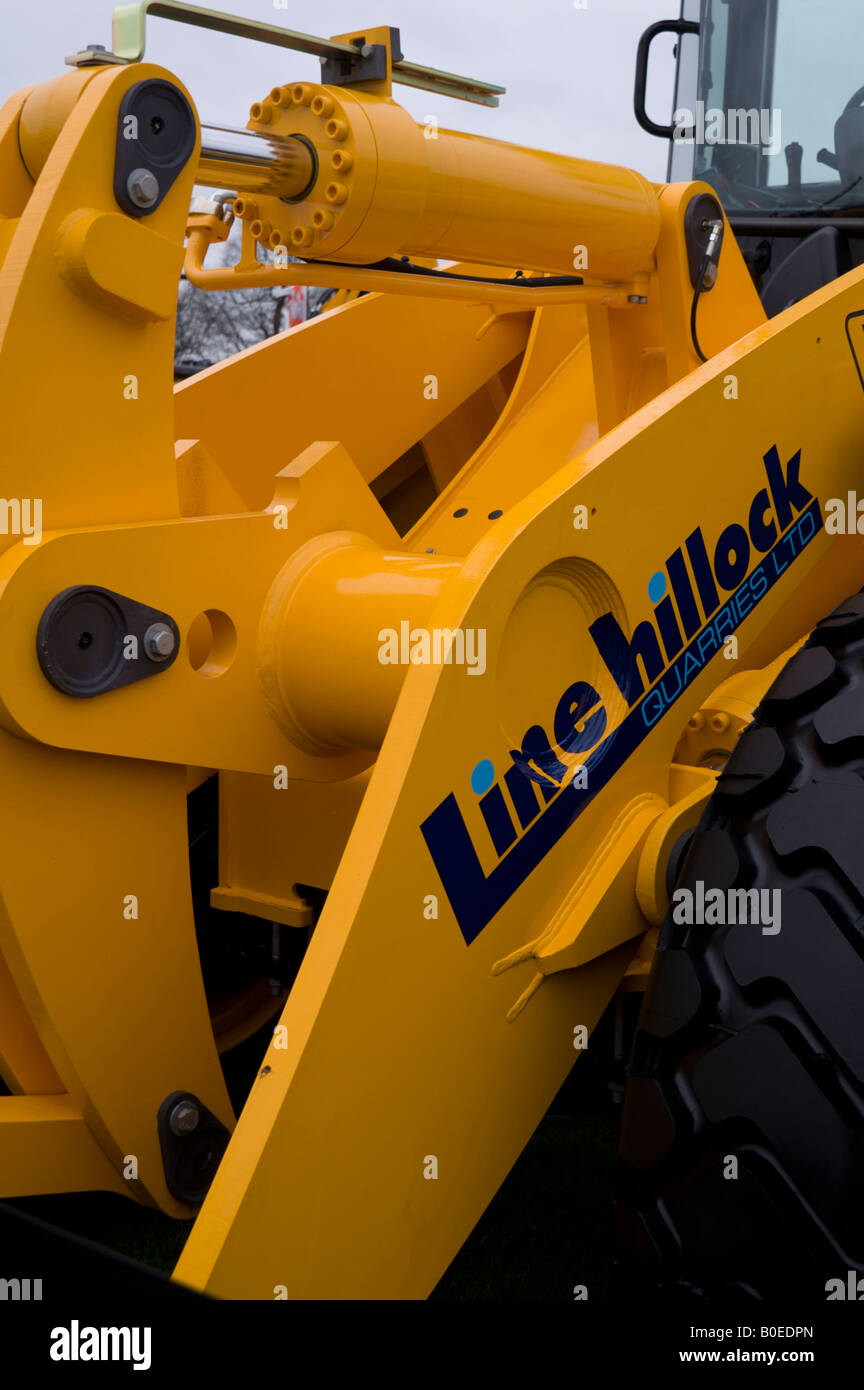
[616,589,864,1301]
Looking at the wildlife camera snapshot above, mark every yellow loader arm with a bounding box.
[0,5,861,1298]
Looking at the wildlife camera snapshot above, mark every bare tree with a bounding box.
[175,218,323,374]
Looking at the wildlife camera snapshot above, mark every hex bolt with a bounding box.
[143,622,176,662]
[168,1100,200,1136]
[311,94,334,118]
[126,167,160,209]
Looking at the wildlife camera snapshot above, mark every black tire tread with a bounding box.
[617,590,864,1300]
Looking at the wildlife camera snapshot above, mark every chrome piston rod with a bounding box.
[197,124,314,199]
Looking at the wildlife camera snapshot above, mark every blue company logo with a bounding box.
[421,445,821,945]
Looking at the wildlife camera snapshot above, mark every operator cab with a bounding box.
[636,0,864,313]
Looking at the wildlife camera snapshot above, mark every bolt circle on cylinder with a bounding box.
[233,82,370,264]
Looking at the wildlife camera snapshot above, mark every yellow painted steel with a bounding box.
[0,60,231,1216]
[17,69,104,180]
[234,77,660,278]
[175,262,864,1295]
[0,17,862,1299]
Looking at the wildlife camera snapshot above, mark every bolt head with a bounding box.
[143,622,175,661]
[168,1101,200,1136]
[189,195,221,217]
[127,167,160,209]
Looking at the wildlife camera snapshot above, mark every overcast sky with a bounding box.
[1,0,680,179]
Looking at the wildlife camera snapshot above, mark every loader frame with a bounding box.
[0,6,861,1298]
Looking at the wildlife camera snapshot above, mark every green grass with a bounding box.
[8,1189,192,1275]
[432,1111,619,1300]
